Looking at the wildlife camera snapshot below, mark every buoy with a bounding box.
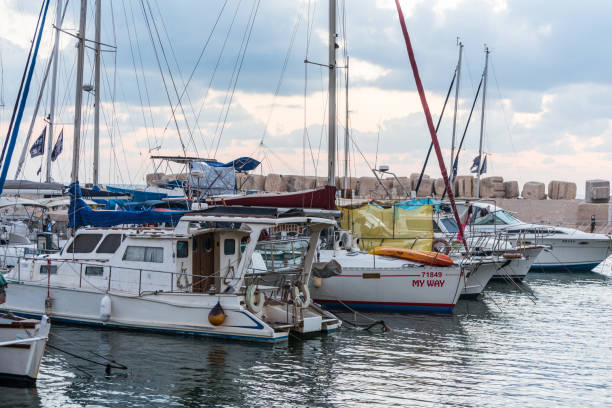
[208,301,226,326]
[100,295,112,322]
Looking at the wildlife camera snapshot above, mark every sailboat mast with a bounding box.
[343,56,349,194]
[46,0,62,182]
[92,0,101,186]
[327,0,336,188]
[71,0,87,184]
[450,40,462,180]
[475,45,489,199]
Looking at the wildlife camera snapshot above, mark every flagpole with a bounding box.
[475,45,489,199]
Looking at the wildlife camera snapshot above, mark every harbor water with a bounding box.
[2,262,611,407]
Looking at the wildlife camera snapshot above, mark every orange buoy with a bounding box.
[208,301,226,326]
[369,246,454,267]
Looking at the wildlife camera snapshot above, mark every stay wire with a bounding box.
[213,0,261,158]
[139,0,187,156]
[143,0,199,157]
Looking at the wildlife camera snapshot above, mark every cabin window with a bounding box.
[224,239,236,255]
[85,266,104,276]
[122,246,164,263]
[432,220,442,233]
[204,236,213,252]
[96,234,123,254]
[66,234,103,253]
[177,241,188,258]
[40,265,57,274]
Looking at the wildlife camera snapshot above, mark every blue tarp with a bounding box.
[68,183,185,227]
[203,156,260,172]
[395,198,443,211]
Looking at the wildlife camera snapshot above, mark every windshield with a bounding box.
[440,218,459,233]
[473,209,520,226]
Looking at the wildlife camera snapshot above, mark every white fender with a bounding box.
[245,285,265,314]
[292,283,311,308]
[100,295,112,322]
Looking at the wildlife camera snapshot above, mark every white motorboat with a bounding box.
[1,207,341,343]
[464,203,612,271]
[0,276,50,386]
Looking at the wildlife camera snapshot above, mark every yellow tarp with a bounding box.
[340,203,433,251]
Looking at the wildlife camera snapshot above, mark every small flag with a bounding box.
[29,127,46,158]
[51,129,63,161]
[470,154,487,175]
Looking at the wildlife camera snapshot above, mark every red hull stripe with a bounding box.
[314,299,455,307]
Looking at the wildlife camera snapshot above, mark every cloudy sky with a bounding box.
[0,0,610,194]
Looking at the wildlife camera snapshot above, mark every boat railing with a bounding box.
[11,256,276,297]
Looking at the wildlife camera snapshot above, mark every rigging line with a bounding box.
[313,66,327,178]
[139,0,187,156]
[156,0,229,153]
[490,56,517,154]
[193,0,243,158]
[210,0,257,156]
[0,0,47,169]
[213,0,261,159]
[127,0,159,154]
[260,3,303,145]
[143,0,199,157]
[150,0,208,154]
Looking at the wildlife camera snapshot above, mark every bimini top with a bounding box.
[0,196,48,209]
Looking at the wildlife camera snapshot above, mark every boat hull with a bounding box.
[1,282,336,343]
[310,251,465,313]
[0,314,49,386]
[460,260,498,299]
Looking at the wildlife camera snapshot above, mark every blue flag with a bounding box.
[470,154,487,175]
[29,127,46,158]
[51,129,63,161]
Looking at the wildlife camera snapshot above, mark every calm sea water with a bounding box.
[2,260,611,408]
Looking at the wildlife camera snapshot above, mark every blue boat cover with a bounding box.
[395,198,443,211]
[203,156,260,171]
[68,183,185,227]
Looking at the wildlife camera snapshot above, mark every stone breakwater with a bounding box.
[235,173,612,232]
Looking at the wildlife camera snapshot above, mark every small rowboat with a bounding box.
[369,246,454,267]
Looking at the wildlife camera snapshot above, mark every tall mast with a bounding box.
[71,0,87,184]
[46,0,62,182]
[475,45,489,199]
[92,0,101,186]
[450,40,462,181]
[327,0,336,188]
[343,55,349,194]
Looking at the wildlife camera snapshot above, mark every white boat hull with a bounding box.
[531,236,611,271]
[460,260,498,299]
[310,251,465,313]
[0,314,49,385]
[2,283,337,343]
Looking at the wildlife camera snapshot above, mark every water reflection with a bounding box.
[4,266,610,407]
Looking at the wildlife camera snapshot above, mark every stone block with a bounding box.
[577,202,612,232]
[416,177,434,197]
[410,173,430,191]
[521,181,546,200]
[548,180,577,200]
[236,174,265,191]
[264,174,287,192]
[433,178,446,197]
[393,177,411,197]
[478,176,504,198]
[585,179,610,203]
[503,181,520,198]
[284,175,317,192]
[357,177,379,197]
[454,175,474,198]
[335,176,358,191]
[146,173,164,186]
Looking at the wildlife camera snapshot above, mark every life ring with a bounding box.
[245,284,265,313]
[292,283,311,308]
[432,238,451,255]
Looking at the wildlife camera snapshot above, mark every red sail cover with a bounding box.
[208,186,336,210]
